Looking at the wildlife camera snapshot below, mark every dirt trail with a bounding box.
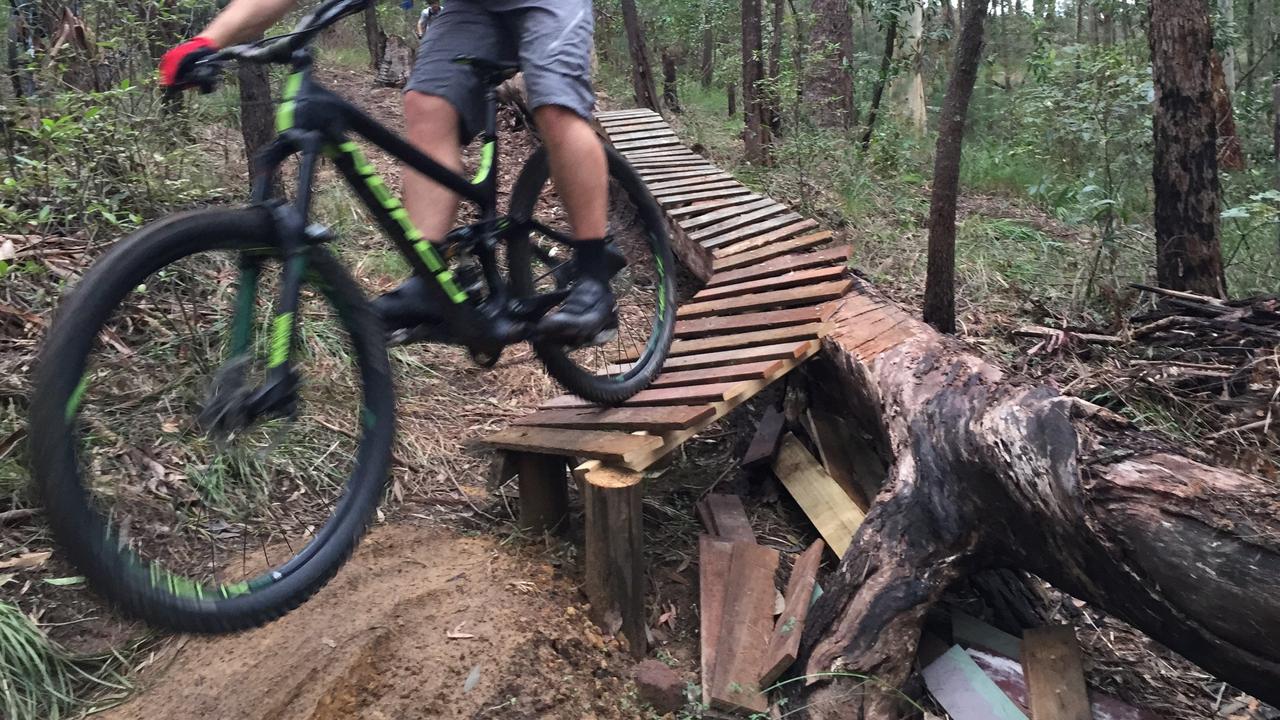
[103,523,649,719]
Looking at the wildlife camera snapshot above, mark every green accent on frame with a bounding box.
[472,141,495,184]
[276,72,304,133]
[269,312,294,368]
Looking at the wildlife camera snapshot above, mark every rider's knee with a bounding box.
[404,91,458,135]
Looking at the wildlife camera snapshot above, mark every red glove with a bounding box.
[159,36,219,89]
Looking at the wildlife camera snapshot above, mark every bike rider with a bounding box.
[159,0,618,345]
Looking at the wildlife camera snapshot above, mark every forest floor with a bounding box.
[1,58,1276,720]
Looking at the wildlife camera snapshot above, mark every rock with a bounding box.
[633,659,684,714]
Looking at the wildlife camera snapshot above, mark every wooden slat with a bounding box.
[677,280,853,319]
[923,646,1029,720]
[711,219,821,256]
[651,179,742,197]
[773,434,864,556]
[666,194,766,217]
[675,305,834,338]
[709,542,779,714]
[628,158,713,170]
[647,174,734,192]
[694,265,850,303]
[654,339,818,373]
[647,360,783,388]
[803,409,874,510]
[678,198,781,230]
[689,204,792,242]
[707,245,850,288]
[598,110,661,122]
[610,129,680,143]
[699,494,756,541]
[482,427,664,464]
[541,381,745,408]
[622,147,700,160]
[616,323,824,363]
[700,212,804,249]
[512,404,714,432]
[1021,627,1091,720]
[615,138,683,151]
[714,231,834,271]
[760,539,825,685]
[659,187,756,206]
[638,167,724,182]
[603,121,671,133]
[742,406,786,468]
[699,535,733,708]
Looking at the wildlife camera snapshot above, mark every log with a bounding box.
[787,280,1280,719]
[582,467,647,657]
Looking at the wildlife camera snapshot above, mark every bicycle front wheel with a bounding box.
[28,207,395,633]
[507,145,677,404]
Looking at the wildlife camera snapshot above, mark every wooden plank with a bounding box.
[679,198,781,230]
[677,280,853,319]
[700,213,804,249]
[742,406,786,468]
[711,219,821,257]
[603,121,671,134]
[541,382,745,408]
[709,542,780,714]
[514,453,568,533]
[707,246,851,288]
[693,265,850,303]
[651,179,742,197]
[482,427,663,464]
[760,539,825,685]
[689,205,793,242]
[647,360,783,388]
[659,187,757,206]
[638,167,725,182]
[675,305,833,338]
[655,339,818,373]
[577,342,821,475]
[700,494,755,541]
[773,433,864,556]
[609,129,680,143]
[1021,626,1091,720]
[647,173,734,192]
[629,158,714,170]
[967,648,1164,720]
[803,409,874,510]
[699,535,733,708]
[923,645,1029,720]
[714,231,834,271]
[666,194,767,217]
[614,138,683,151]
[616,323,824,363]
[512,404,714,432]
[596,109,660,120]
[623,148,700,160]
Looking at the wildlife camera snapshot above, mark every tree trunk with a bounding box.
[1221,0,1237,88]
[742,0,773,163]
[802,0,856,128]
[700,22,714,89]
[1274,81,1280,255]
[1150,0,1228,298]
[858,20,898,151]
[620,0,660,111]
[789,284,1280,719]
[727,81,737,117]
[364,1,385,71]
[787,0,807,108]
[1245,0,1256,93]
[766,0,785,135]
[922,0,988,334]
[661,49,681,113]
[904,0,927,133]
[1212,52,1246,171]
[238,63,276,191]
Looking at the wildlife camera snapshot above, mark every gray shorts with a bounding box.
[406,0,595,140]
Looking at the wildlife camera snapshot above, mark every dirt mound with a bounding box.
[102,523,651,720]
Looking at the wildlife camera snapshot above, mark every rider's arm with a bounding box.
[201,0,300,47]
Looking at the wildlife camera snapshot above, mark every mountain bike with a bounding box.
[28,0,675,633]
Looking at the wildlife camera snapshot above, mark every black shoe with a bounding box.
[371,275,446,332]
[537,240,620,345]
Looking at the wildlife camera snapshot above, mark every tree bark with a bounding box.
[787,0,807,108]
[742,0,773,163]
[661,48,681,113]
[923,0,988,334]
[1211,52,1246,171]
[789,282,1280,719]
[1274,81,1280,255]
[1150,0,1228,298]
[766,0,785,134]
[858,19,898,151]
[727,81,737,117]
[904,0,927,133]
[620,0,661,111]
[802,0,856,128]
[700,21,714,89]
[364,0,385,71]
[238,63,276,189]
[1221,0,1237,88]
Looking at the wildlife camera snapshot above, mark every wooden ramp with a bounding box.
[481,108,853,654]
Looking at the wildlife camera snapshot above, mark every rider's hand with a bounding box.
[159,37,219,91]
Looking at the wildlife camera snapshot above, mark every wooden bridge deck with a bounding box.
[481,109,857,653]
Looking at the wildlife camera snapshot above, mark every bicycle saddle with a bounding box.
[452,55,520,85]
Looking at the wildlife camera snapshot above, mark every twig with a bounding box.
[0,508,39,525]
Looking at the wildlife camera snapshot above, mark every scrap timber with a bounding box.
[482,108,866,656]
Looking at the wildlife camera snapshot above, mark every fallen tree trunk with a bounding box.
[790,281,1280,719]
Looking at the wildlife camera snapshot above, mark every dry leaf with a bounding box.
[0,238,14,262]
[447,621,477,640]
[0,551,52,570]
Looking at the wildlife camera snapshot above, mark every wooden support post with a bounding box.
[513,452,569,533]
[581,466,647,657]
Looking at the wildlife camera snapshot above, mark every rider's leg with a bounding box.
[371,91,464,331]
[533,104,620,343]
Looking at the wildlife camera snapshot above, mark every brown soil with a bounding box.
[100,522,663,720]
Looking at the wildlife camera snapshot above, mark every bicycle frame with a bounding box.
[234,50,561,415]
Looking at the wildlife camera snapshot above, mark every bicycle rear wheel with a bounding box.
[28,207,395,633]
[507,145,676,404]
